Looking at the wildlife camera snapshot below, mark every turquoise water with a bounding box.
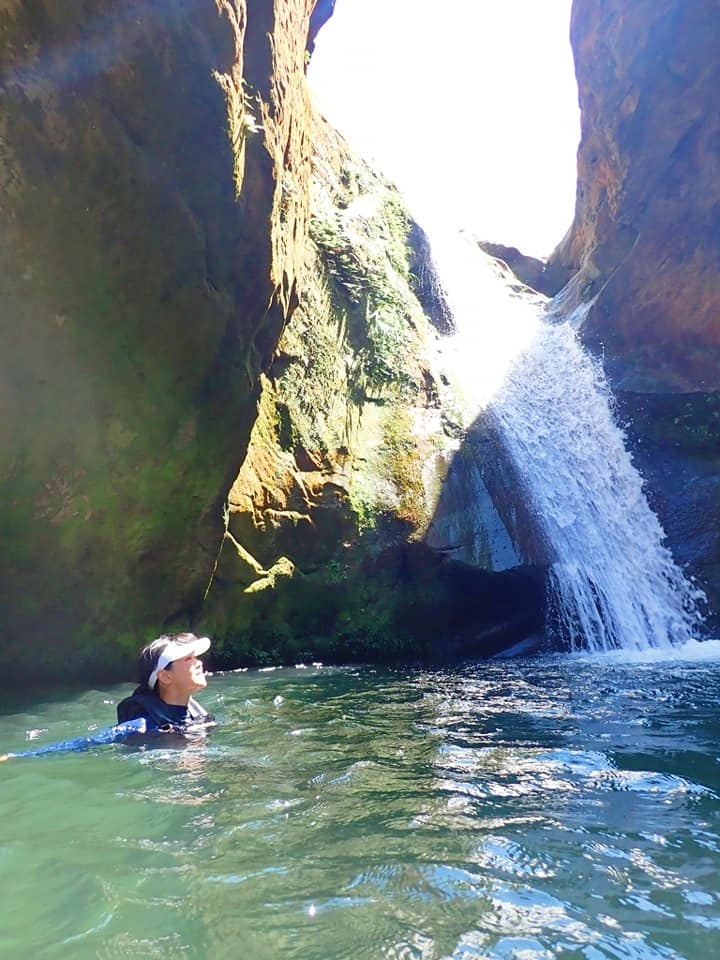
[2,649,720,959]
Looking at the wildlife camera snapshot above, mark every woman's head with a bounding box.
[138,633,211,696]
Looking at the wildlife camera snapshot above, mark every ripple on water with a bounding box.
[474,837,562,880]
[3,659,720,959]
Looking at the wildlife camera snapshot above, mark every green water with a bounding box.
[2,650,720,959]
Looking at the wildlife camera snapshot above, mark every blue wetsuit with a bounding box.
[3,690,215,759]
[116,687,216,732]
[3,718,148,758]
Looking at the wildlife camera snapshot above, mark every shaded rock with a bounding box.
[476,241,559,297]
[214,534,267,586]
[425,436,524,573]
[408,221,455,333]
[203,537,547,670]
[0,0,316,682]
[421,562,547,664]
[615,391,720,633]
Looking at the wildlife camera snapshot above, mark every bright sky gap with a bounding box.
[308,0,580,258]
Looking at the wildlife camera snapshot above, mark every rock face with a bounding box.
[1,0,542,681]
[550,0,720,394]
[8,0,719,678]
[0,0,316,681]
[198,116,545,666]
[476,242,556,298]
[549,0,720,628]
[614,391,720,627]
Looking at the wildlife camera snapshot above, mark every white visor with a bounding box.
[147,636,211,690]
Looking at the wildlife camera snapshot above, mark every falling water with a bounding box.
[432,231,704,652]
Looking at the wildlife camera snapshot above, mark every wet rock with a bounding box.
[615,391,720,633]
[198,121,541,666]
[476,241,558,297]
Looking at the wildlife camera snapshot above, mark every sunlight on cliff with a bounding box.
[308,0,580,259]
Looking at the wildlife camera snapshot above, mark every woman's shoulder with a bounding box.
[116,688,161,724]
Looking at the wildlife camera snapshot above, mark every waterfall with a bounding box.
[432,231,705,653]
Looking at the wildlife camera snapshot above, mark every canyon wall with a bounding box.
[0,0,316,680]
[549,0,720,625]
[197,115,545,667]
[1,1,539,682]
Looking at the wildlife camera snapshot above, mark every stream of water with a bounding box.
[3,653,720,959]
[431,233,705,653]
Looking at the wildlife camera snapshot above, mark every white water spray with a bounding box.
[432,232,704,652]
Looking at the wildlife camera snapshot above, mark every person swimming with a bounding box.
[1,632,216,760]
[116,632,216,733]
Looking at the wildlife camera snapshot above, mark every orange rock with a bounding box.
[549,0,720,392]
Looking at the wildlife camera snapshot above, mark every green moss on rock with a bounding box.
[198,118,464,663]
[0,0,317,684]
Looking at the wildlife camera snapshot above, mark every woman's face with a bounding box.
[161,653,207,697]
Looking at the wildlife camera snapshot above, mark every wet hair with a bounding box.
[137,633,203,690]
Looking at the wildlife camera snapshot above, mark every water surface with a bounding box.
[2,650,720,958]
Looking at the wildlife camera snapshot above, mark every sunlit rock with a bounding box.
[199,117,546,667]
[550,0,720,394]
[0,0,549,680]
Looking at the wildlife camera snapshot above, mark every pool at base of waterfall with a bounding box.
[2,647,720,959]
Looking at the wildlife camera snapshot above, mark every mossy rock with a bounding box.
[0,0,314,684]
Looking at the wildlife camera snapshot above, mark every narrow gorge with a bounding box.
[1,0,717,684]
